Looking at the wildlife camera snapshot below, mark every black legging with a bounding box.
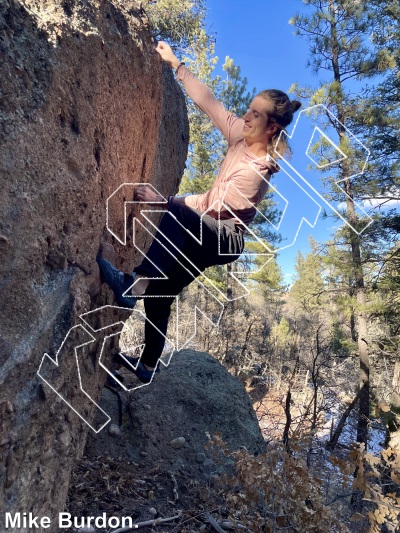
[133,202,244,367]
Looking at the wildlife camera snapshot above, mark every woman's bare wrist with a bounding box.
[170,57,182,70]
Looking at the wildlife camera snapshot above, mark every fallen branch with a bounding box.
[326,490,359,505]
[170,472,179,501]
[110,514,181,533]
[205,513,227,533]
[219,521,252,532]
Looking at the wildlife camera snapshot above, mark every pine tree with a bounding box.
[358,0,400,196]
[177,29,222,195]
[358,0,400,365]
[290,0,394,448]
[220,56,256,122]
[142,0,206,51]
[291,246,326,316]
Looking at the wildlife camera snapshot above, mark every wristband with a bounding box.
[175,62,185,75]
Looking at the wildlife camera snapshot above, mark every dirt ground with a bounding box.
[65,349,266,532]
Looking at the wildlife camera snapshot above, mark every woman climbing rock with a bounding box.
[97,41,301,384]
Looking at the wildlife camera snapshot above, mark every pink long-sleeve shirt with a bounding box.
[175,65,278,228]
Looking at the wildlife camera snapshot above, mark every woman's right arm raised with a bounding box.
[155,42,241,142]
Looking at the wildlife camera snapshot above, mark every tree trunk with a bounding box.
[226,261,233,301]
[311,328,322,430]
[283,387,292,452]
[391,360,400,407]
[326,386,363,451]
[386,360,400,449]
[240,319,255,360]
[349,293,357,342]
[328,0,370,449]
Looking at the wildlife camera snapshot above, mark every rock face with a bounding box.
[85,350,266,478]
[0,0,188,527]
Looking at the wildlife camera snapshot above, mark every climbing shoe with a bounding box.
[105,370,125,388]
[97,258,138,309]
[114,352,160,384]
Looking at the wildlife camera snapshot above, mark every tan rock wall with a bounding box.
[0,0,188,527]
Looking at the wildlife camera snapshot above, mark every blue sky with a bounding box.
[206,0,312,95]
[203,0,372,282]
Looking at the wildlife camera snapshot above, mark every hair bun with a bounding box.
[291,100,302,113]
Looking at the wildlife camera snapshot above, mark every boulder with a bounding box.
[0,0,188,526]
[85,350,266,478]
